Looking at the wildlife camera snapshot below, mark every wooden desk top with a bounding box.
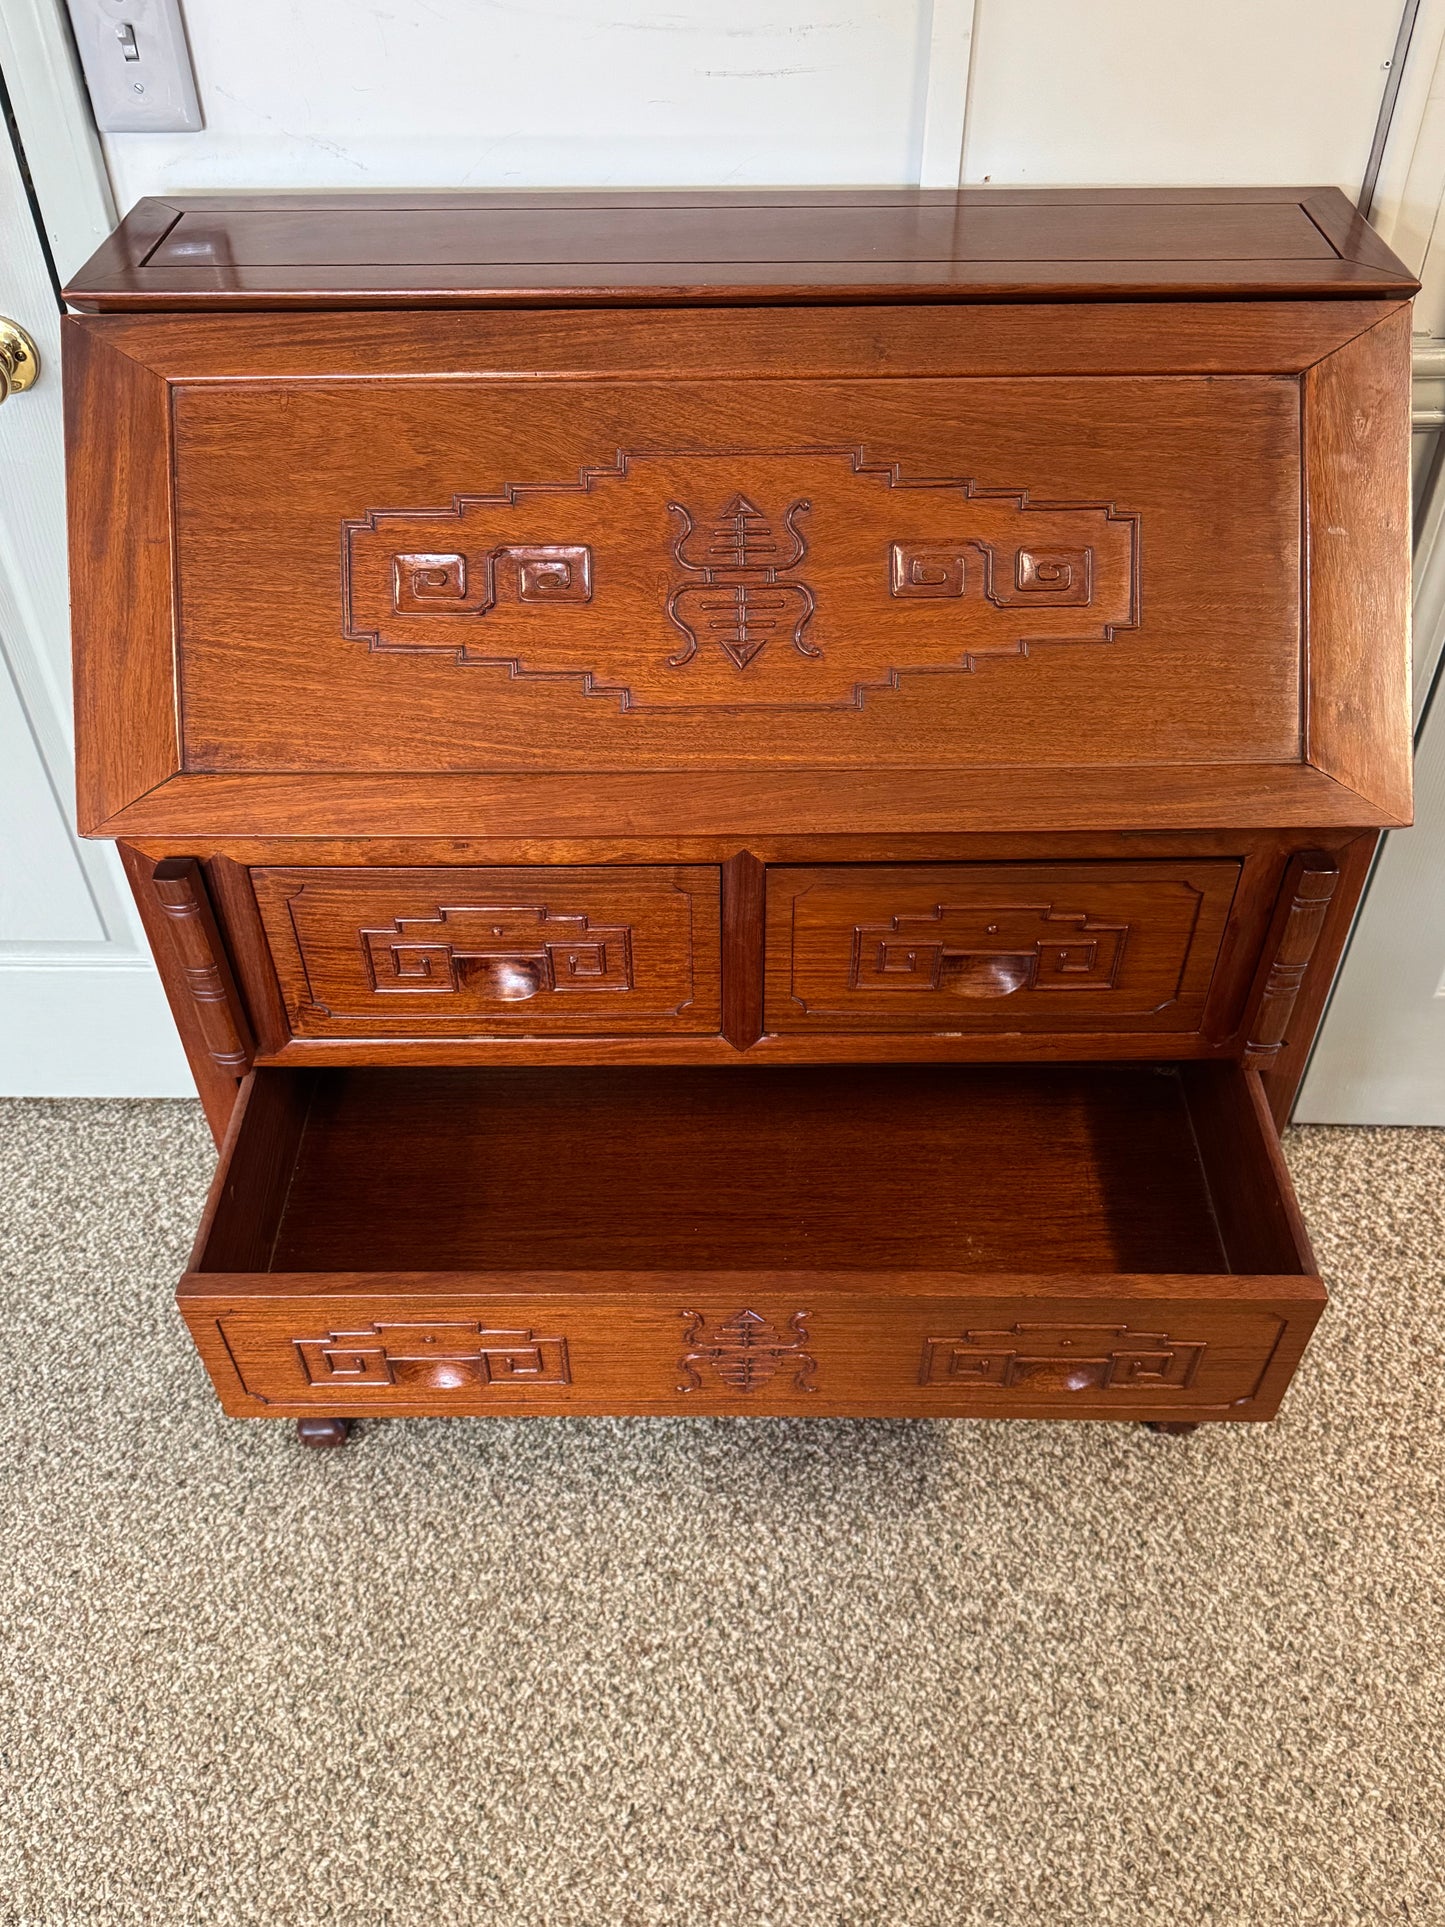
[64,185,1417,311]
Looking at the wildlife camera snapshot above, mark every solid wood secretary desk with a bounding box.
[63,188,1415,1446]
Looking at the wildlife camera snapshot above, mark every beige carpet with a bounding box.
[0,1098,1442,1927]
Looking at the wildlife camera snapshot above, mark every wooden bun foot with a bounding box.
[297,1417,353,1449]
[1145,1421,1200,1436]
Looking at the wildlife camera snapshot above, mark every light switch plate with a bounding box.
[67,0,202,133]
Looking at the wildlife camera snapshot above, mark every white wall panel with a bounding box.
[962,0,1402,191]
[95,1,1419,206]
[99,0,932,205]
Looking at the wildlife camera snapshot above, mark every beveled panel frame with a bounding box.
[69,301,1412,841]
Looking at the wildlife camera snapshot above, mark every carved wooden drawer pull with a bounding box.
[466,956,543,1001]
[293,1321,571,1392]
[850,902,1128,998]
[920,1323,1209,1394]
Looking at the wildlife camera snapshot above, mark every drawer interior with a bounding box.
[193,1062,1313,1281]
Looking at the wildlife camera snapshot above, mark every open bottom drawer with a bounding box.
[180,1063,1324,1424]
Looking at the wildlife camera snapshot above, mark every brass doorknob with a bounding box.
[0,320,40,403]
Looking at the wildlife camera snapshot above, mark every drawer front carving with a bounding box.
[213,1309,577,1408]
[918,1323,1209,1394]
[168,373,1303,775]
[189,1293,1296,1419]
[767,861,1240,1034]
[252,865,720,1038]
[294,1321,570,1393]
[676,1308,818,1395]
[361,902,634,1001]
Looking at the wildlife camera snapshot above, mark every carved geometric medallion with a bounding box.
[676,1309,818,1394]
[362,902,634,1002]
[851,902,1129,1000]
[919,1324,1206,1394]
[666,493,817,668]
[294,1321,571,1391]
[342,447,1140,713]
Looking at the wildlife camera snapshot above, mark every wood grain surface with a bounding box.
[64,187,1416,309]
[1305,307,1414,823]
[766,860,1240,1036]
[117,832,1351,1093]
[68,285,1411,838]
[168,375,1298,776]
[251,864,721,1039]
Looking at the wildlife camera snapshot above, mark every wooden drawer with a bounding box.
[766,860,1239,1035]
[251,865,720,1039]
[180,1061,1324,1424]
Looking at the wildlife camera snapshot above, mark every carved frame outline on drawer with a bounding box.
[249,863,723,1042]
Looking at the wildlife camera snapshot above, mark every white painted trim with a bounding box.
[1368,0,1445,270]
[1410,340,1445,424]
[0,0,114,280]
[0,952,157,970]
[917,0,979,189]
[1409,413,1445,715]
[0,45,182,1093]
[0,961,191,1096]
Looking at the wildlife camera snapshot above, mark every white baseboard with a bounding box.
[0,960,194,1096]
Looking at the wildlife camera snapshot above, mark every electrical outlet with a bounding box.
[68,0,202,133]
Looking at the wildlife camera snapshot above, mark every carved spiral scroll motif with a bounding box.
[890,541,1094,607]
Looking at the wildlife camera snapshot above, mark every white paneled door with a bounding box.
[0,104,188,1094]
